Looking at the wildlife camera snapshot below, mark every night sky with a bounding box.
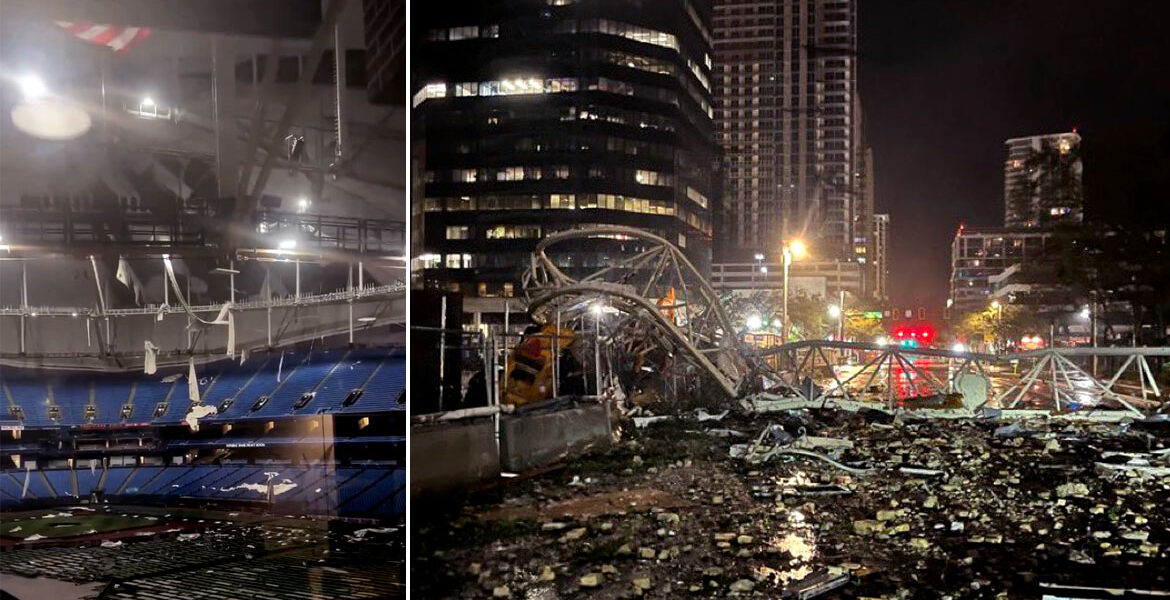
[859,0,1170,312]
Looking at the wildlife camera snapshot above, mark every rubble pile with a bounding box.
[414,411,1170,599]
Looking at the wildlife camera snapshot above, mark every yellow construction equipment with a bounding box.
[501,324,578,406]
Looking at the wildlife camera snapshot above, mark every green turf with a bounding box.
[1,509,157,540]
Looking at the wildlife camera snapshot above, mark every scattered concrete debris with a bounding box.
[416,404,1170,598]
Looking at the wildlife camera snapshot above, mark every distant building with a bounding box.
[710,259,865,299]
[949,226,1052,313]
[1003,131,1083,228]
[873,213,889,301]
[712,0,860,262]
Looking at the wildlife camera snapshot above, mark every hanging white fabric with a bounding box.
[22,463,31,498]
[115,256,145,305]
[276,352,285,383]
[144,341,159,374]
[188,357,200,404]
[90,458,97,474]
[164,257,234,356]
[164,258,224,326]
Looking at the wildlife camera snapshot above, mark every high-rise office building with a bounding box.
[712,0,859,261]
[1003,131,1083,228]
[411,0,716,305]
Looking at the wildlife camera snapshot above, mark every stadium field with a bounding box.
[1,509,158,541]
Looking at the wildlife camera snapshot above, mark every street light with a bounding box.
[780,238,807,344]
[828,304,841,318]
[746,314,763,331]
[591,302,604,395]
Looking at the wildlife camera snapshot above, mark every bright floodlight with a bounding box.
[746,314,763,331]
[828,304,841,318]
[787,239,808,259]
[590,303,604,316]
[875,336,888,346]
[1080,306,1091,319]
[17,73,48,101]
[754,253,765,261]
[759,266,768,274]
[278,239,297,250]
[11,100,92,140]
[990,300,1001,309]
[141,96,155,107]
[951,342,967,353]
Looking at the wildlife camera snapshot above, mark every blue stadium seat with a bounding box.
[253,352,341,417]
[131,379,176,422]
[76,468,103,496]
[306,352,385,414]
[103,467,136,494]
[93,380,133,423]
[1,349,403,428]
[119,466,164,495]
[20,470,55,498]
[0,473,26,500]
[343,358,405,412]
[51,377,91,426]
[5,377,53,427]
[0,465,404,518]
[336,468,390,511]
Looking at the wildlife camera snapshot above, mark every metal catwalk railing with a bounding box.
[0,283,406,317]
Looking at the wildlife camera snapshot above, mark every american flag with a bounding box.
[54,22,150,53]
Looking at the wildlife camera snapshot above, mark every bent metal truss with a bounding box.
[522,227,1167,415]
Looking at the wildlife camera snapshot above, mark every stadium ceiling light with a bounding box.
[17,73,48,101]
[357,316,377,322]
[278,239,297,250]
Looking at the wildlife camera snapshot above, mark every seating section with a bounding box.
[0,465,404,517]
[1,349,404,428]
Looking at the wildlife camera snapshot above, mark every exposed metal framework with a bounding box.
[523,227,1167,415]
[522,226,748,398]
[754,342,1167,416]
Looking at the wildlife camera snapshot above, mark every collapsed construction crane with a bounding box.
[504,226,1168,417]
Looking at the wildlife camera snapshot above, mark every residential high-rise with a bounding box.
[712,0,859,261]
[949,226,1053,314]
[1004,131,1083,228]
[873,212,889,301]
[412,0,716,306]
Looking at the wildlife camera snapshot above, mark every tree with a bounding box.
[845,312,885,341]
[721,289,830,340]
[953,304,1048,349]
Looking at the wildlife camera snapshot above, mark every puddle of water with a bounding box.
[757,509,818,586]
